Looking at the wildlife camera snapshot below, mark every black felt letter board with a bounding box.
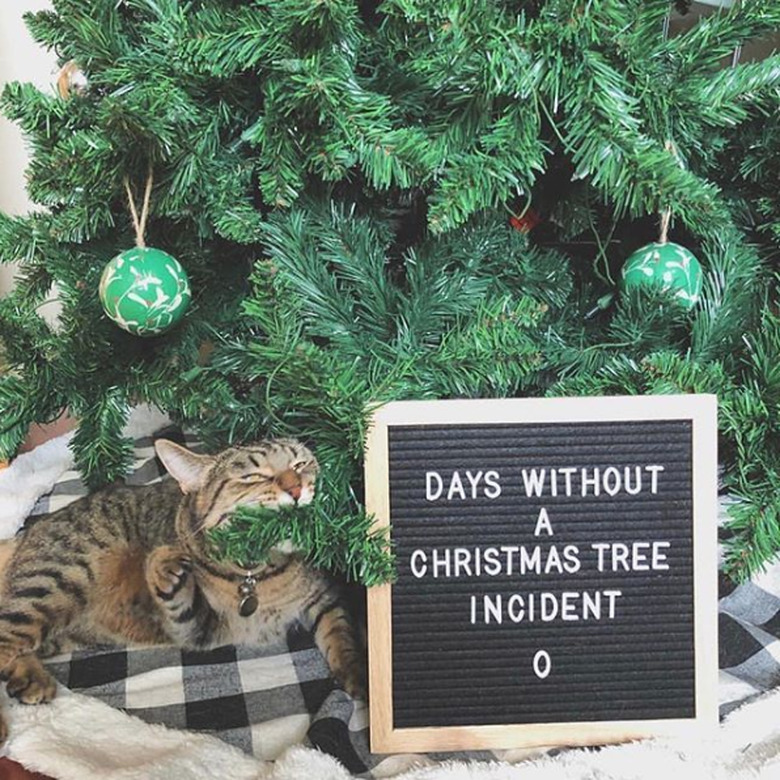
[366,397,718,753]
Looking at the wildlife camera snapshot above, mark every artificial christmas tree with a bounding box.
[0,0,779,579]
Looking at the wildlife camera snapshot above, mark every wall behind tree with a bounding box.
[0,0,56,297]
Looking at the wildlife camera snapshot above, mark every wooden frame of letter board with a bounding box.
[365,395,718,754]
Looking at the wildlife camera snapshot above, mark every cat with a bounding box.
[0,437,365,744]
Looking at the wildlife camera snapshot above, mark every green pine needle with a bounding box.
[207,500,396,588]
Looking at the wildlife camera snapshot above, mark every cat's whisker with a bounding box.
[188,514,222,538]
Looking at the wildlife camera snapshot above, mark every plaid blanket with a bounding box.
[718,564,780,717]
[28,426,780,777]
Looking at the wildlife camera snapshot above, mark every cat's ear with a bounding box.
[154,439,213,493]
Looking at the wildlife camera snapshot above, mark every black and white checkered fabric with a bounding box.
[30,426,378,776]
[27,427,780,777]
[718,566,780,717]
[42,632,370,770]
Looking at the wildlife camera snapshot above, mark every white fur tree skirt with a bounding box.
[3,684,780,780]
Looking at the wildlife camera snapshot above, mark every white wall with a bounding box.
[0,0,56,296]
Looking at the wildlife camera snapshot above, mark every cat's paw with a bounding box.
[147,547,193,601]
[5,655,57,705]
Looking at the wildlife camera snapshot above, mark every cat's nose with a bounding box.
[277,469,302,502]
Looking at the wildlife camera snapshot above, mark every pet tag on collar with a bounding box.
[238,574,258,618]
[239,594,259,617]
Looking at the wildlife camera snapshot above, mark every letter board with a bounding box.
[365,395,718,753]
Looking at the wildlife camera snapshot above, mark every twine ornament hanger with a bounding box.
[100,164,192,336]
[659,203,672,245]
[123,165,154,248]
[658,10,677,246]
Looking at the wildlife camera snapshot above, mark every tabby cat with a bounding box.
[0,438,365,744]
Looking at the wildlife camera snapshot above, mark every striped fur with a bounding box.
[0,438,364,745]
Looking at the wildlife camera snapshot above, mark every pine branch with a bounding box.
[70,387,132,489]
[208,502,395,587]
[691,57,780,129]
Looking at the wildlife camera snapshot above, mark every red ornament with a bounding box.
[509,208,542,234]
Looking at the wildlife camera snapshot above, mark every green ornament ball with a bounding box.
[99,247,191,336]
[620,242,702,310]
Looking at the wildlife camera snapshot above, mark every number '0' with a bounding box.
[533,650,551,679]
